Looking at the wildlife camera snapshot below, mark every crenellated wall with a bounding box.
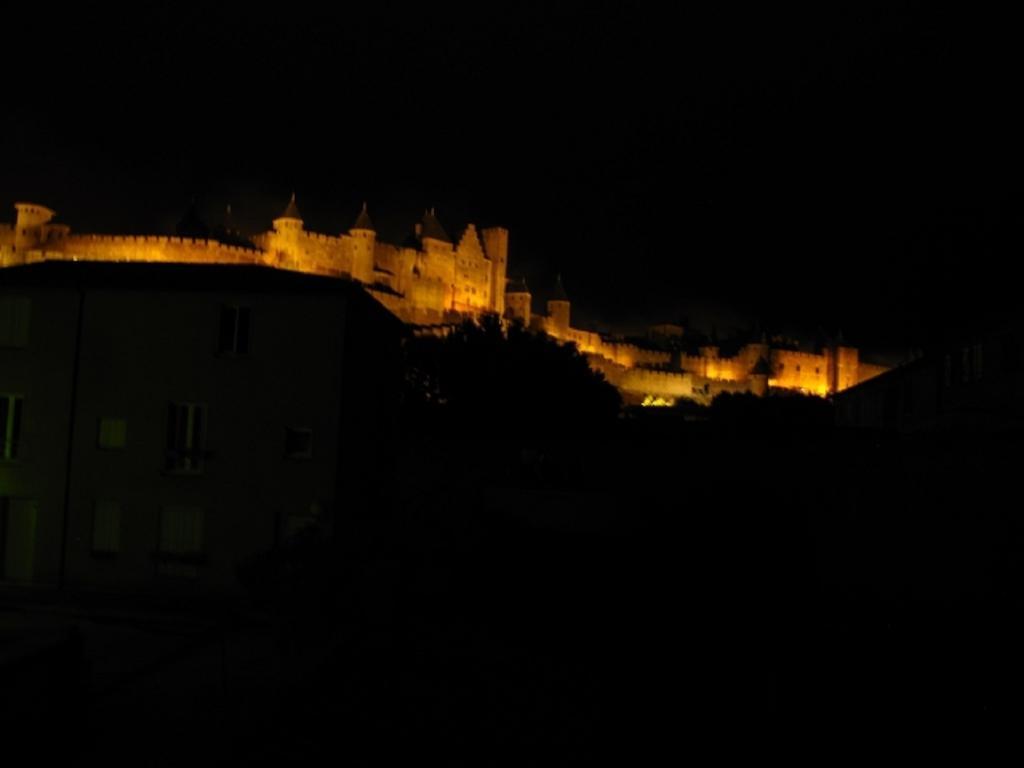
[619,368,694,400]
[770,349,831,395]
[1,200,890,405]
[679,353,746,382]
[540,301,890,404]
[1,200,511,328]
[2,234,267,271]
[252,228,355,276]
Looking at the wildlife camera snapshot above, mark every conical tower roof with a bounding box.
[419,207,451,243]
[278,192,302,221]
[176,197,210,239]
[351,201,374,231]
[506,276,530,294]
[550,273,569,302]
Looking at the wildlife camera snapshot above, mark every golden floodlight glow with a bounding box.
[641,395,675,407]
[1,200,891,406]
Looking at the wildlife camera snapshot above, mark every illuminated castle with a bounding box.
[0,198,507,325]
[504,275,888,404]
[0,199,887,403]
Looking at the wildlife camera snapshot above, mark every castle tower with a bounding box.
[505,277,532,326]
[348,202,376,284]
[825,331,860,393]
[749,356,772,397]
[482,226,509,317]
[741,331,770,377]
[698,343,720,379]
[835,343,860,393]
[273,193,304,236]
[264,193,305,267]
[13,202,56,252]
[417,208,451,254]
[547,274,570,335]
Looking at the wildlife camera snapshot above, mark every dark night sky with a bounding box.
[2,4,1018,355]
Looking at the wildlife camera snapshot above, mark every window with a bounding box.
[97,417,127,449]
[157,505,204,578]
[166,403,207,472]
[92,501,121,555]
[0,296,31,348]
[285,427,313,459]
[218,305,250,354]
[1,395,23,460]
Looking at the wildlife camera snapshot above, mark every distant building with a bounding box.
[505,276,889,405]
[0,199,508,326]
[0,262,402,591]
[1,200,887,405]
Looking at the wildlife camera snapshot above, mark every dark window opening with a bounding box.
[166,402,207,472]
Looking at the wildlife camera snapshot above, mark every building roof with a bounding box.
[506,276,530,294]
[351,202,375,232]
[419,208,451,243]
[278,193,302,221]
[550,274,569,302]
[175,199,211,239]
[0,261,394,309]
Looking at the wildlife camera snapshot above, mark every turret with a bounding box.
[698,344,720,379]
[547,274,570,334]
[482,226,509,316]
[505,277,532,326]
[824,331,860,393]
[348,202,376,284]
[416,208,451,253]
[741,331,770,373]
[835,343,860,392]
[749,356,772,397]
[272,193,304,236]
[14,202,57,252]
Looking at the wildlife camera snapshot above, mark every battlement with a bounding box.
[69,233,260,255]
[772,349,828,363]
[1,198,887,405]
[301,231,344,246]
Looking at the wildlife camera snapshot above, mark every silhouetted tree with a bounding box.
[402,315,621,438]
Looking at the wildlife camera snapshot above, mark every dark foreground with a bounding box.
[4,422,1022,762]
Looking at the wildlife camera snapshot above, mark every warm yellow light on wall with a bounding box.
[641,395,675,407]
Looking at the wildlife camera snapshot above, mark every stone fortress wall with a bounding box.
[1,199,887,404]
[509,275,889,404]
